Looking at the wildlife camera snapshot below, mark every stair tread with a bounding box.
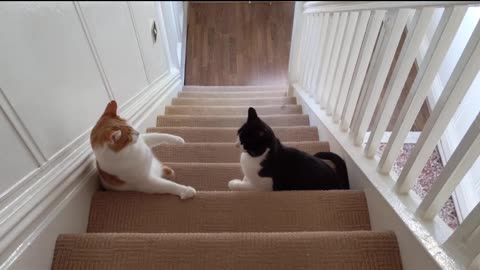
[179,91,287,98]
[53,231,401,270]
[172,97,296,106]
[152,141,329,163]
[88,191,370,233]
[157,114,309,127]
[166,104,302,115]
[147,126,318,142]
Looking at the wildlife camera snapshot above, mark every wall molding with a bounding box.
[73,1,115,101]
[127,1,151,84]
[0,70,182,266]
[0,89,46,165]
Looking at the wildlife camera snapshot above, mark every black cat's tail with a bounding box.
[314,152,350,189]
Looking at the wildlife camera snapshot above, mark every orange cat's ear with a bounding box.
[103,100,117,117]
[107,130,122,144]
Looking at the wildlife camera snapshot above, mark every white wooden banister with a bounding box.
[364,7,434,157]
[306,14,323,94]
[304,1,480,13]
[308,13,328,97]
[417,112,480,220]
[340,10,385,131]
[377,6,467,174]
[303,14,320,90]
[311,13,330,98]
[350,9,412,146]
[315,12,338,103]
[290,2,480,268]
[395,19,480,193]
[333,11,370,123]
[301,16,315,86]
[320,12,347,108]
[327,11,359,115]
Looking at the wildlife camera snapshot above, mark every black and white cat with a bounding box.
[228,107,350,191]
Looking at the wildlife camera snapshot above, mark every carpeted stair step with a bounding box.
[183,85,288,92]
[147,126,318,142]
[164,163,241,190]
[179,91,287,98]
[152,141,329,163]
[171,97,296,106]
[53,231,402,270]
[157,114,309,127]
[87,191,370,233]
[165,105,302,116]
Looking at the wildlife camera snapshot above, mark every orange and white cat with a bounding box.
[90,100,196,199]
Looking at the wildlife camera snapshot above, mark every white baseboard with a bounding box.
[294,85,465,270]
[0,70,182,270]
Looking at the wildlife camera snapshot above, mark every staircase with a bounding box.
[52,85,403,269]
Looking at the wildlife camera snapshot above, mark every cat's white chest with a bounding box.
[240,152,264,178]
[239,149,273,190]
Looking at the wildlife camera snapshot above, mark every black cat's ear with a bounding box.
[248,107,258,121]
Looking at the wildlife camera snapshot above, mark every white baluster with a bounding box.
[327,11,359,115]
[365,8,435,157]
[289,10,303,82]
[377,6,467,174]
[349,16,386,135]
[302,14,320,90]
[321,12,349,109]
[340,10,386,131]
[350,9,412,146]
[315,12,340,103]
[295,16,308,81]
[303,14,320,87]
[417,112,480,219]
[312,13,331,101]
[395,20,480,194]
[301,16,315,87]
[333,11,371,123]
[306,14,323,94]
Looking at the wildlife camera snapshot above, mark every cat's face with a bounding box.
[90,101,140,152]
[237,107,275,157]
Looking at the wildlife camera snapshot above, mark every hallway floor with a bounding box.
[185,2,294,86]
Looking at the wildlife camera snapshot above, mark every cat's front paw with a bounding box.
[173,136,185,144]
[228,179,244,191]
[179,186,196,199]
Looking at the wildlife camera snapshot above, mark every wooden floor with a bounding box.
[185,2,294,86]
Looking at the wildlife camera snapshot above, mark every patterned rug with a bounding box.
[377,144,459,229]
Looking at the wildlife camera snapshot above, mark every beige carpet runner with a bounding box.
[52,85,403,269]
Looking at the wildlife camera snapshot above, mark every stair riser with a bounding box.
[171,97,296,106]
[147,127,318,142]
[165,105,302,116]
[152,142,329,163]
[157,115,309,127]
[179,91,287,98]
[164,163,242,191]
[88,191,371,233]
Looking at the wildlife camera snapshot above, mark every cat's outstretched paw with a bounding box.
[173,136,185,144]
[179,186,196,199]
[228,179,244,191]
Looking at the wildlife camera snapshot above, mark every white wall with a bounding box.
[0,1,188,269]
